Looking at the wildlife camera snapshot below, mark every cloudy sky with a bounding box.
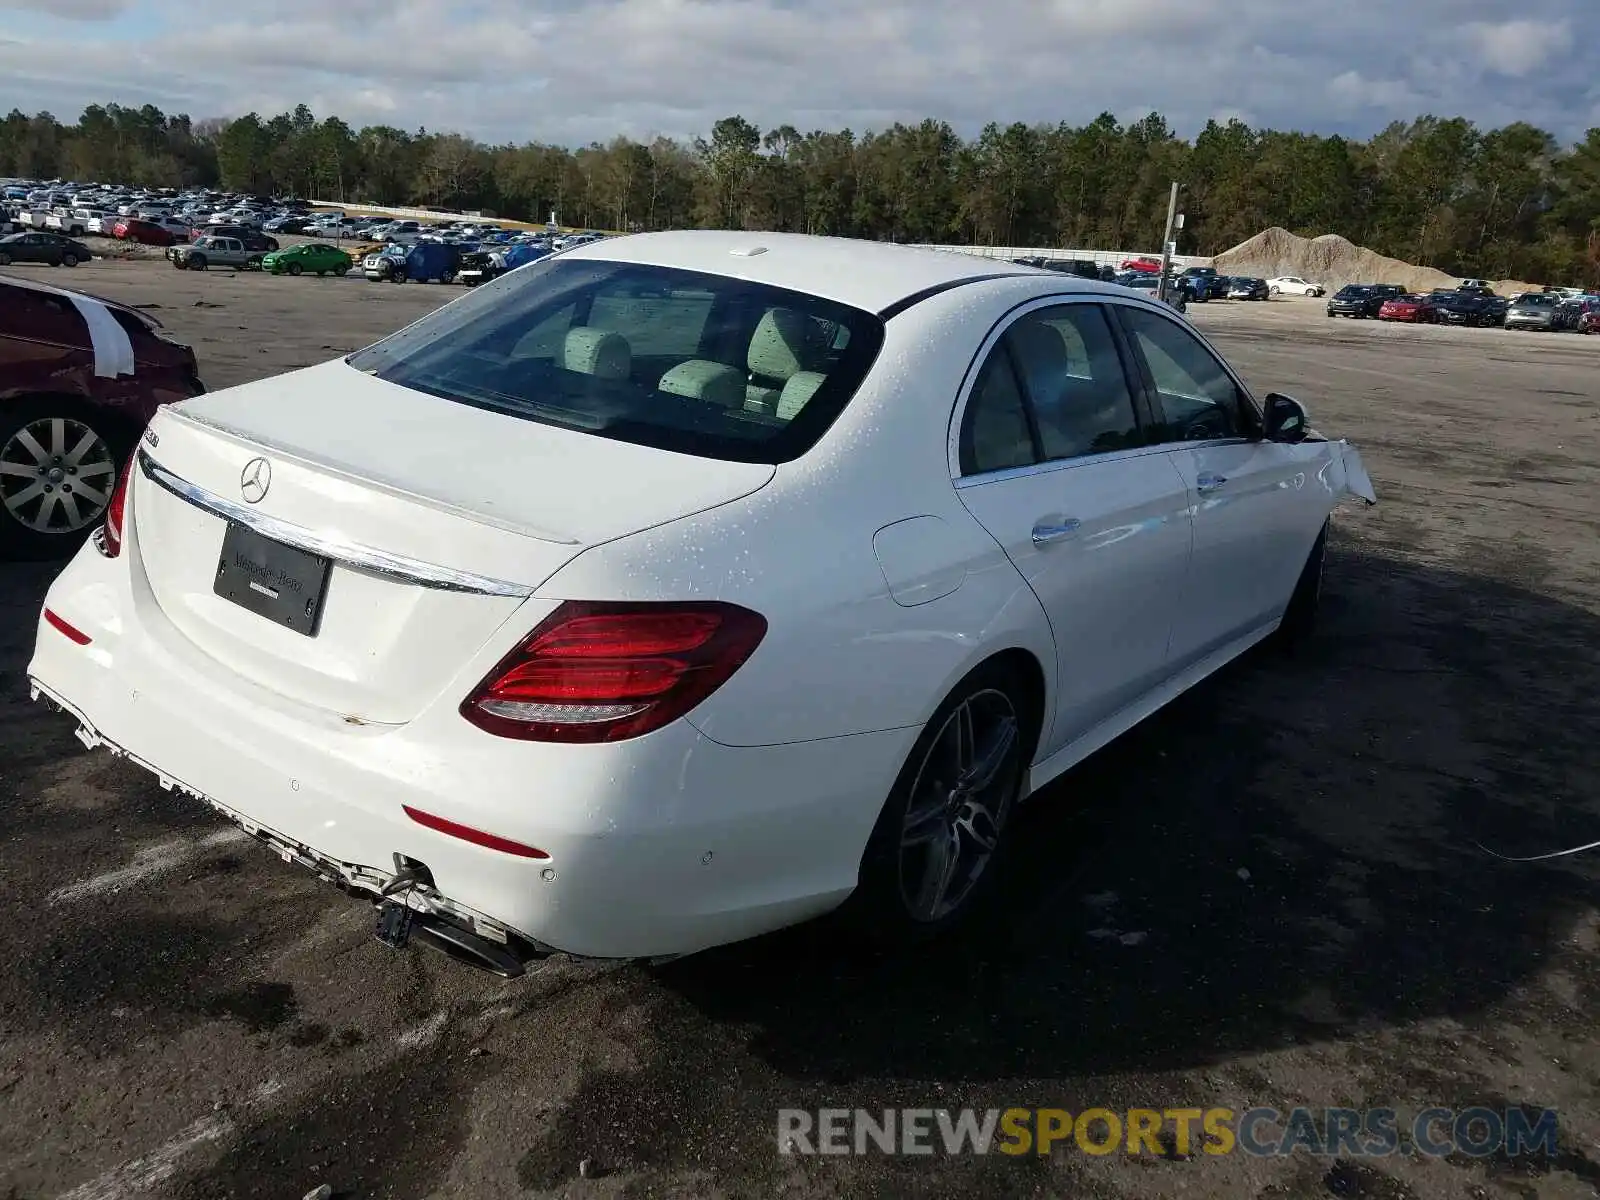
[0,0,1593,147]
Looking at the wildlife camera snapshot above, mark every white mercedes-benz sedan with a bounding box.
[29,232,1375,971]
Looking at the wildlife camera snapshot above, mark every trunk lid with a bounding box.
[133,359,775,723]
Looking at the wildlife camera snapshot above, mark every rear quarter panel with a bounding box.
[535,279,1063,749]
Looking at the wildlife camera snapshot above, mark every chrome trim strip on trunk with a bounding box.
[135,449,535,597]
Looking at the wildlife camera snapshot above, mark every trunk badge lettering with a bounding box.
[240,457,271,504]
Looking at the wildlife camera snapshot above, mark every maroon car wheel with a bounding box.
[0,398,131,560]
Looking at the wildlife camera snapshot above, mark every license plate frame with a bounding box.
[213,522,332,637]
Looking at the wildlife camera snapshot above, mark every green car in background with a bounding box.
[261,242,353,277]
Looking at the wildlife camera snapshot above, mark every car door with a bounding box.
[952,299,1195,755]
[1112,303,1331,668]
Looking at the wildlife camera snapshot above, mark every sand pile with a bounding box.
[1211,227,1540,294]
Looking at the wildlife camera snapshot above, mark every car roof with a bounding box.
[555,230,1122,315]
[0,274,162,326]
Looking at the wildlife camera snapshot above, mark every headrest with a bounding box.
[560,327,630,379]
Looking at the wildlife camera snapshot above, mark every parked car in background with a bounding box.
[1377,293,1440,323]
[111,218,177,246]
[1476,296,1509,326]
[170,236,261,271]
[27,232,1375,969]
[43,208,99,238]
[363,240,461,283]
[1267,276,1324,297]
[1552,296,1596,332]
[1579,305,1600,334]
[458,243,552,287]
[1457,279,1495,294]
[1431,291,1497,327]
[198,225,279,253]
[1504,293,1562,331]
[1227,277,1270,301]
[0,274,204,557]
[1178,266,1230,301]
[1114,271,1187,312]
[1326,284,1403,318]
[0,231,93,267]
[260,242,353,276]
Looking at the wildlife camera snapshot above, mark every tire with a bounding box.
[188,254,207,270]
[441,270,455,284]
[841,660,1037,945]
[287,262,302,276]
[171,257,186,270]
[0,251,13,266]
[1275,522,1328,651]
[334,264,348,276]
[0,397,132,561]
[1269,285,1280,296]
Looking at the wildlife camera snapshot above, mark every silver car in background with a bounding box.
[1504,294,1560,331]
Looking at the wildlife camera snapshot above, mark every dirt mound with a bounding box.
[1211,226,1540,295]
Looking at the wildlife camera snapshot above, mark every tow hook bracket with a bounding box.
[375,900,414,949]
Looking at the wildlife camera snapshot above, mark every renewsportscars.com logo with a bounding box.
[777,1106,1559,1158]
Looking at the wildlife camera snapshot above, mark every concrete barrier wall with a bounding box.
[908,244,1214,269]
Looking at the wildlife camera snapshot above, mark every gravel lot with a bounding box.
[3,260,1599,1200]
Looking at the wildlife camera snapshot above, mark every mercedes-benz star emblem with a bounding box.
[240,457,272,504]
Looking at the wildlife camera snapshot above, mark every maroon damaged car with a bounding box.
[0,275,205,558]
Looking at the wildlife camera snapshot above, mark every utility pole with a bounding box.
[1157,181,1180,303]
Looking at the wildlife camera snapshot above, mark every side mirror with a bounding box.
[1263,393,1309,443]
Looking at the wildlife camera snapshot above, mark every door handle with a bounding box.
[1196,473,1228,493]
[1031,518,1082,546]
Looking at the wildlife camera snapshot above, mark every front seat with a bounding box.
[744,308,822,414]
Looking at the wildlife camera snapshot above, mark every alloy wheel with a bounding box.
[898,689,1021,922]
[0,416,117,534]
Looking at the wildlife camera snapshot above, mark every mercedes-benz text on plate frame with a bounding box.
[26,231,1378,966]
[239,456,271,504]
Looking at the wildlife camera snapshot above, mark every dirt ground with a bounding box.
[3,259,1599,1200]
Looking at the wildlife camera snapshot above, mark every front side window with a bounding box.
[1119,307,1249,443]
[347,258,883,464]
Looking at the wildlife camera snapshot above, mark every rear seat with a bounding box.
[560,327,630,379]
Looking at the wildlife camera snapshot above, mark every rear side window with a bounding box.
[1004,306,1140,461]
[959,303,1142,475]
[347,258,883,464]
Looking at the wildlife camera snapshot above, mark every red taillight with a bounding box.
[99,456,132,558]
[43,607,92,645]
[461,601,768,743]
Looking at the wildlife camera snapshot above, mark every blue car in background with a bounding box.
[361,239,462,283]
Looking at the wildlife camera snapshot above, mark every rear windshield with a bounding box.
[1515,295,1557,307]
[346,257,884,464]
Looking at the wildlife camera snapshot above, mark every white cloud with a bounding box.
[0,0,1593,145]
[0,0,128,17]
[1463,19,1571,77]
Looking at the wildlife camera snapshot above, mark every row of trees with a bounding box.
[2,102,1597,284]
